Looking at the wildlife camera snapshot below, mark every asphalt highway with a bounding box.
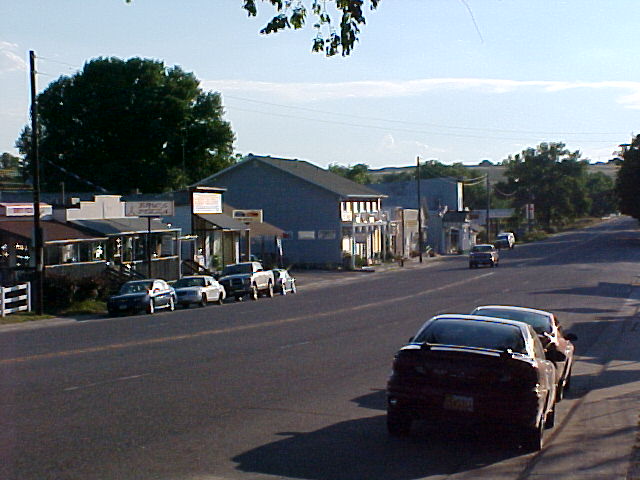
[2,216,640,480]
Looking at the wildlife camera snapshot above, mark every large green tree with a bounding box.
[615,135,640,221]
[498,142,590,229]
[585,171,616,217]
[328,163,372,184]
[17,57,235,193]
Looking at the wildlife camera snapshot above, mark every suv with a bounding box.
[218,261,275,301]
[495,232,515,249]
[469,244,499,268]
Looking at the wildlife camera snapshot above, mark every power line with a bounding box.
[225,104,617,144]
[223,94,621,136]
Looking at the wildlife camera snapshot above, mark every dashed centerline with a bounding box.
[0,272,493,366]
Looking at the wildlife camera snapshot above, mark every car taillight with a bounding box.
[504,358,539,389]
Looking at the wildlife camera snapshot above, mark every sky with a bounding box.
[1,1,638,170]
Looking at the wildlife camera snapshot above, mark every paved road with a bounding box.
[1,216,640,479]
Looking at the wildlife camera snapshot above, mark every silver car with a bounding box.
[172,275,226,308]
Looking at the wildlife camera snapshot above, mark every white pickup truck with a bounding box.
[217,261,275,301]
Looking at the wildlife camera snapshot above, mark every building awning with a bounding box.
[71,218,180,236]
[196,213,249,231]
[0,220,107,244]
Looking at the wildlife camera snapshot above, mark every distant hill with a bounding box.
[369,163,619,184]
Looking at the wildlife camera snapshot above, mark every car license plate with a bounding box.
[443,394,474,412]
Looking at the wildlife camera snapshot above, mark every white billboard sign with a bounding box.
[192,192,222,214]
[125,201,174,217]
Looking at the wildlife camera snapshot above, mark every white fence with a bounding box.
[1,283,31,317]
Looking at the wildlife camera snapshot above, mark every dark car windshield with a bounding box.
[222,264,253,275]
[173,277,206,288]
[414,318,526,353]
[119,281,153,294]
[471,245,494,253]
[474,308,552,334]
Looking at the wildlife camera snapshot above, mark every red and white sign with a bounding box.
[0,203,52,217]
[232,209,263,223]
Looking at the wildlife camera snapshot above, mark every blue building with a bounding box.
[369,178,472,254]
[196,155,386,267]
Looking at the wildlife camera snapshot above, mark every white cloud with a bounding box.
[205,77,640,109]
[0,42,27,73]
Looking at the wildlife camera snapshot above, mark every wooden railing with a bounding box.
[1,283,31,317]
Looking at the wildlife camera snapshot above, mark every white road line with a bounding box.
[63,373,151,392]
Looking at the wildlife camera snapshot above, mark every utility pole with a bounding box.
[485,174,491,244]
[30,51,44,315]
[416,156,423,263]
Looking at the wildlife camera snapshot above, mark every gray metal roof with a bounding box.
[196,213,249,231]
[71,218,180,236]
[198,155,385,199]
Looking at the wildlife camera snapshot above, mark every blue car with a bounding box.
[107,279,176,316]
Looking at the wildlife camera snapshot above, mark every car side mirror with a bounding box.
[408,336,414,343]
[564,332,577,341]
[545,348,566,363]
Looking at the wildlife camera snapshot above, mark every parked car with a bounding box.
[271,269,297,295]
[217,261,275,301]
[470,305,577,401]
[107,279,176,316]
[172,275,226,308]
[495,232,516,249]
[386,314,562,451]
[469,244,499,268]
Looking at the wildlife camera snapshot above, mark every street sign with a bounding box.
[125,201,174,217]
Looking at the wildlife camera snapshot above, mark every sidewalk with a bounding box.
[291,254,451,292]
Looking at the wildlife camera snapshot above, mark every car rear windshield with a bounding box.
[120,281,153,294]
[173,277,206,288]
[414,319,526,353]
[471,245,493,252]
[474,308,552,334]
[222,264,253,275]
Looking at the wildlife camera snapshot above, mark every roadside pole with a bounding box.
[416,155,423,263]
[30,50,44,315]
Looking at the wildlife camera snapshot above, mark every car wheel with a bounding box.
[469,264,474,269]
[291,282,297,294]
[521,417,544,452]
[147,299,155,314]
[250,285,258,301]
[280,284,287,295]
[169,297,175,311]
[267,282,274,298]
[200,294,207,308]
[216,292,224,305]
[234,295,242,302]
[387,412,412,437]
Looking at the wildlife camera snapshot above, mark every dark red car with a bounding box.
[471,305,577,401]
[386,314,563,451]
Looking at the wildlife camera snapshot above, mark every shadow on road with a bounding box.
[534,282,635,300]
[232,414,526,480]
